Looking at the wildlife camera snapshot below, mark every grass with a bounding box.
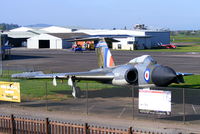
[1,76,114,101]
[171,75,200,89]
[1,71,115,100]
[171,36,200,43]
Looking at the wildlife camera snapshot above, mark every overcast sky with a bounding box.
[1,0,200,30]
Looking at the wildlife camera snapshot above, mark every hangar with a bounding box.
[6,26,76,47]
[27,33,88,49]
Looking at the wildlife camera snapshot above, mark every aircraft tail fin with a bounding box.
[96,40,115,68]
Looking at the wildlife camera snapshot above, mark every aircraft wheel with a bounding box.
[72,86,81,98]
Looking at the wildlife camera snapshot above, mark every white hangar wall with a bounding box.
[27,34,62,49]
[112,36,152,50]
[113,37,135,50]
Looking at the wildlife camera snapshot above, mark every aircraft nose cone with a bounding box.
[152,65,177,86]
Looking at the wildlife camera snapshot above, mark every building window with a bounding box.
[118,44,122,49]
[127,41,134,44]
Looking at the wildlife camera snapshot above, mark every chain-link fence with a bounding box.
[1,65,200,125]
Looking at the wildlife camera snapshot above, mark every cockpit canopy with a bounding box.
[129,55,157,65]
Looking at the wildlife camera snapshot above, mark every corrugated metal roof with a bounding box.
[41,26,72,33]
[48,33,89,39]
[75,29,167,36]
[10,27,34,32]
[5,31,38,38]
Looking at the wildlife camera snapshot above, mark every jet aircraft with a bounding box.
[12,39,192,98]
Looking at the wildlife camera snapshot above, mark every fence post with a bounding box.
[132,86,135,120]
[86,83,88,116]
[10,114,14,134]
[45,82,48,111]
[182,88,185,123]
[128,127,132,134]
[84,123,88,134]
[45,118,49,134]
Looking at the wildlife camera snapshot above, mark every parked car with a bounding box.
[159,44,176,49]
[72,44,83,52]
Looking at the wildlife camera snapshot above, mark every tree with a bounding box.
[0,23,20,31]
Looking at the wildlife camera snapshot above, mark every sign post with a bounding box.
[0,34,2,75]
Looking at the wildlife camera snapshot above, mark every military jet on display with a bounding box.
[12,39,192,98]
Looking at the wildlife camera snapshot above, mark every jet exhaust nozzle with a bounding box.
[152,65,177,87]
[125,68,138,84]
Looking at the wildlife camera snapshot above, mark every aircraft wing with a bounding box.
[176,72,193,76]
[11,70,114,81]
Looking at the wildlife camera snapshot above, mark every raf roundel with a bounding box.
[144,69,150,82]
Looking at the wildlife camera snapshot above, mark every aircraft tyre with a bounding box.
[72,86,81,98]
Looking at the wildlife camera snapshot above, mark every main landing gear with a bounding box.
[68,77,82,98]
[72,86,81,98]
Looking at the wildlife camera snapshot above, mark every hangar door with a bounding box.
[39,40,50,48]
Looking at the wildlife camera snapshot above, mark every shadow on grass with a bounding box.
[19,101,84,107]
[51,87,138,98]
[87,87,136,98]
[9,85,200,109]
[46,86,200,105]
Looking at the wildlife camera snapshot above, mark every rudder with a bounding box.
[96,40,115,68]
